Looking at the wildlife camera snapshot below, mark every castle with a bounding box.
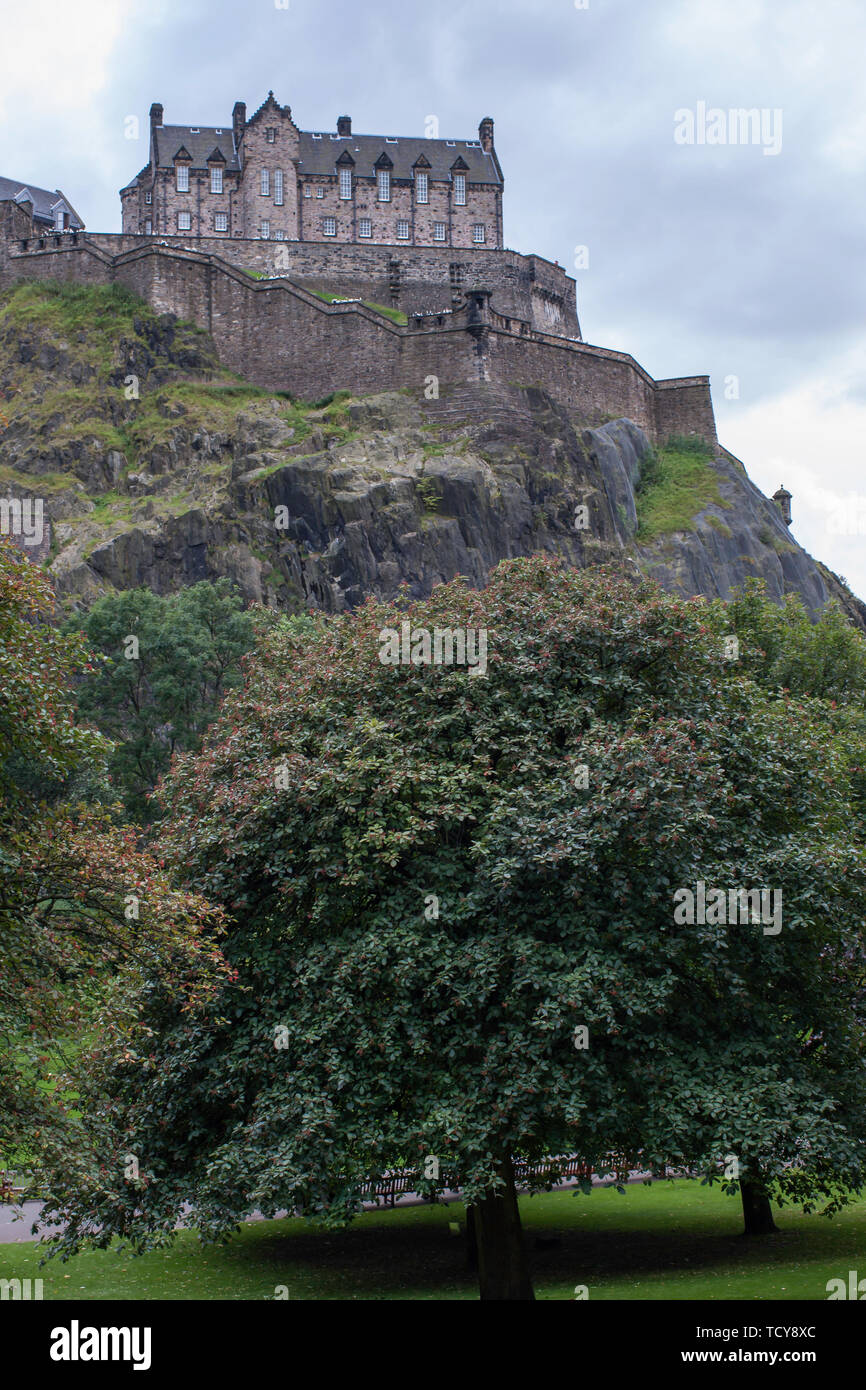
[121,93,503,251]
[0,93,717,446]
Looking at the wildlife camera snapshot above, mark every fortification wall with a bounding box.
[0,235,716,445]
[2,227,580,336]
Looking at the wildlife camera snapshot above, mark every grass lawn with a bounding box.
[1,1181,863,1301]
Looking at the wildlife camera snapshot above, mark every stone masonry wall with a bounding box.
[0,233,715,444]
[5,228,579,335]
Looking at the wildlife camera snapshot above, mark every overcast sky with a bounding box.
[2,0,864,598]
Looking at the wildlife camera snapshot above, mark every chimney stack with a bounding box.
[233,101,247,149]
[337,115,352,137]
[479,117,494,152]
[149,102,164,131]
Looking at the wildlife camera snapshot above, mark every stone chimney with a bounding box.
[149,102,164,131]
[233,101,247,149]
[773,484,792,526]
[337,115,352,137]
[479,117,494,152]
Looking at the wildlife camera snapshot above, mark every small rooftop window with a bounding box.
[190,127,200,133]
[385,137,398,143]
[312,133,323,139]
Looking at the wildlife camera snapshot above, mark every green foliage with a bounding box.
[0,540,227,1171]
[415,475,441,512]
[636,436,729,540]
[712,577,866,702]
[66,579,254,822]
[40,557,866,1264]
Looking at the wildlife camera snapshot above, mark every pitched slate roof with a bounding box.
[297,133,502,185]
[152,125,241,172]
[0,175,84,227]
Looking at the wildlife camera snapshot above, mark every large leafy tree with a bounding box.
[0,540,227,1173]
[41,558,866,1299]
[67,579,254,821]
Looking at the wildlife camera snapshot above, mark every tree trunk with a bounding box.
[740,1176,778,1235]
[474,1157,535,1300]
[465,1203,478,1271]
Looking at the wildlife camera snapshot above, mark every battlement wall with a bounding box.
[2,225,580,336]
[0,233,716,446]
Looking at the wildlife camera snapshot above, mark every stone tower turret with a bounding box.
[773,484,792,526]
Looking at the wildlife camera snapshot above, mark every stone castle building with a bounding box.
[0,93,717,447]
[121,92,503,251]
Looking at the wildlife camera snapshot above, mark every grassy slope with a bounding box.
[0,282,360,553]
[2,1182,863,1301]
[636,435,731,541]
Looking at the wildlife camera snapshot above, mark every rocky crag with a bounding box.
[1,280,862,629]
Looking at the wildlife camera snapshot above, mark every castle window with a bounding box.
[266,128,276,143]
[215,212,228,232]
[211,167,223,194]
[416,172,428,204]
[261,169,270,197]
[304,186,312,198]
[144,219,152,235]
[145,192,152,205]
[176,165,189,192]
[396,220,410,240]
[359,217,372,238]
[316,187,324,198]
[323,216,337,236]
[261,219,270,239]
[339,167,353,200]
[433,222,446,241]
[453,173,466,205]
[274,229,285,239]
[274,170,284,206]
[178,211,191,231]
[377,169,391,202]
[473,223,486,243]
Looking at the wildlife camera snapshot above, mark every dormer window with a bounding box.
[210,167,223,193]
[415,172,429,203]
[176,164,189,192]
[453,173,466,205]
[339,167,353,199]
[377,169,390,202]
